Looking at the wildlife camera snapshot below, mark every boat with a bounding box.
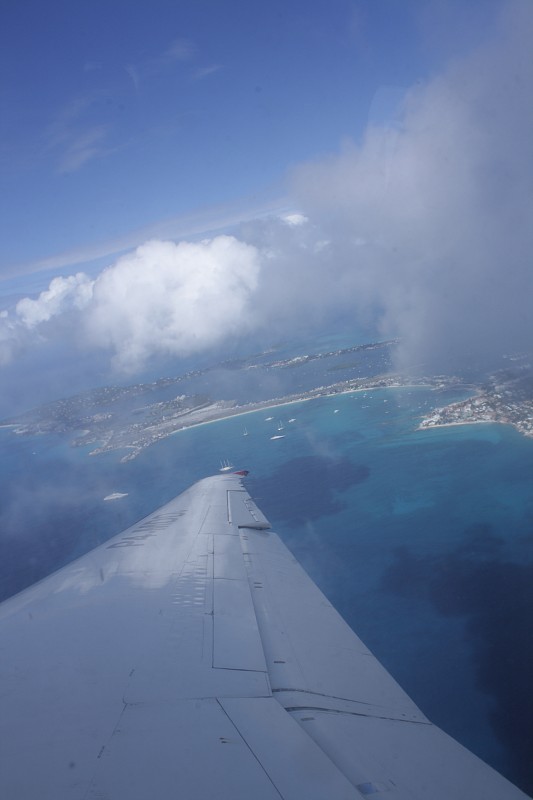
[277,420,284,431]
[243,427,249,437]
[270,434,285,440]
[265,416,274,421]
[219,460,234,472]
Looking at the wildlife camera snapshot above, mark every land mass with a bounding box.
[5,341,533,460]
[0,373,454,461]
[419,360,533,438]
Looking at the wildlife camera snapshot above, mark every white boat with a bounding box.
[270,434,285,440]
[265,416,274,421]
[288,418,296,423]
[243,427,249,437]
[277,420,284,431]
[219,460,234,472]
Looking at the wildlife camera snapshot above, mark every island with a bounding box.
[4,340,533,460]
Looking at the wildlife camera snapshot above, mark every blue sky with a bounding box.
[1,0,501,281]
[1,0,532,412]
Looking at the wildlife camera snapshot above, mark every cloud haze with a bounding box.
[1,0,532,378]
[291,0,533,367]
[46,97,111,174]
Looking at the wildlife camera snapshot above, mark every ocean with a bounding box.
[0,385,532,794]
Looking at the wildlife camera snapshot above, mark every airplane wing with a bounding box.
[0,473,527,799]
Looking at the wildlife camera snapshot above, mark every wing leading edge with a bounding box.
[0,474,527,799]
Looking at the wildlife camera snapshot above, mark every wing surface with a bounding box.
[0,474,527,799]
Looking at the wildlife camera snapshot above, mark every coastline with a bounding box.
[418,419,495,431]
[164,382,434,438]
[88,381,454,462]
[113,383,439,463]
[419,417,533,439]
[3,377,473,463]
[116,395,319,460]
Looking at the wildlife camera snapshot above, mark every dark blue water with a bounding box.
[1,385,532,794]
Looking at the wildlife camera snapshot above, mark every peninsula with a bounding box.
[419,362,533,438]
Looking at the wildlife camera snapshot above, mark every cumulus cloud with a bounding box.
[16,273,93,328]
[85,236,260,370]
[0,236,260,373]
[282,213,308,227]
[290,0,533,368]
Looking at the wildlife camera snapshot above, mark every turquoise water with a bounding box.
[1,386,532,793]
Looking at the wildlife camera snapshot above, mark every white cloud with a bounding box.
[290,0,533,368]
[84,236,259,371]
[282,213,308,227]
[1,236,260,372]
[15,273,94,328]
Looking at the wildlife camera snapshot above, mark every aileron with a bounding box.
[227,488,271,529]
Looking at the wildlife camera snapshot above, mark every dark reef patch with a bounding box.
[245,455,369,526]
[382,523,533,795]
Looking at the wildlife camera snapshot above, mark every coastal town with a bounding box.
[419,364,533,438]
